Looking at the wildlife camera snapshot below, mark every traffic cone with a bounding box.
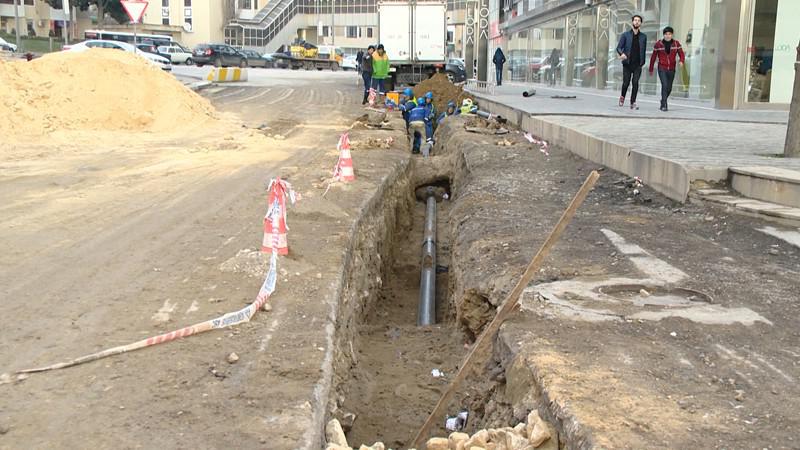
[262,177,293,255]
[333,133,355,182]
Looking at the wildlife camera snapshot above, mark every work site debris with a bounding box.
[445,410,469,431]
[496,138,514,147]
[413,72,472,114]
[522,89,536,97]
[0,49,215,137]
[350,136,395,150]
[524,133,550,156]
[226,352,239,364]
[326,419,348,447]
[551,95,577,99]
[426,412,554,450]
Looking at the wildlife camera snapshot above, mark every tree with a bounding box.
[44,0,129,25]
[786,41,800,158]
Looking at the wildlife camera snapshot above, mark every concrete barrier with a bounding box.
[206,67,248,82]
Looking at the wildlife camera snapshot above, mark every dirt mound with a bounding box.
[0,49,216,138]
[413,73,472,114]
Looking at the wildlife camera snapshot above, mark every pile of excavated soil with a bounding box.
[413,73,472,114]
[0,49,216,137]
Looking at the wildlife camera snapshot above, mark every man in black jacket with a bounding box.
[493,48,506,86]
[360,45,375,104]
[616,14,647,110]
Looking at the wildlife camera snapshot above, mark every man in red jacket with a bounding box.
[649,26,686,111]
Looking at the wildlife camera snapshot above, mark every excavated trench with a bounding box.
[326,119,553,449]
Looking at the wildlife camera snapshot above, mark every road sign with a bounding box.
[121,0,148,24]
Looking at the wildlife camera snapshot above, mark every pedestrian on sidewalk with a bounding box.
[492,48,506,86]
[648,27,685,112]
[360,45,375,104]
[547,48,561,86]
[616,14,647,110]
[371,44,390,95]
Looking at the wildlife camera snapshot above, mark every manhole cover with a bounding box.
[597,284,713,307]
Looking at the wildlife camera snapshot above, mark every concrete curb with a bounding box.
[471,92,691,202]
[188,80,213,91]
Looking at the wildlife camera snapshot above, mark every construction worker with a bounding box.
[371,44,390,94]
[399,88,417,128]
[460,98,477,115]
[407,101,428,154]
[422,92,436,142]
[438,101,457,125]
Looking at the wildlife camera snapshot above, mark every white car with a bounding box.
[158,45,194,65]
[0,36,17,52]
[64,40,171,71]
[342,55,357,71]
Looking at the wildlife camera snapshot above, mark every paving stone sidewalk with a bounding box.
[467,83,800,182]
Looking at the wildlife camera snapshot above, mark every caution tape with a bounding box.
[524,132,550,156]
[16,179,295,374]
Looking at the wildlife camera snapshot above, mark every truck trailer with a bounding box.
[378,0,466,90]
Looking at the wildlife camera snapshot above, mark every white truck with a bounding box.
[378,0,465,90]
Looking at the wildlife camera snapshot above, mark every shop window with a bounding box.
[347,26,358,38]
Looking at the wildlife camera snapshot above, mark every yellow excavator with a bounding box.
[275,40,343,71]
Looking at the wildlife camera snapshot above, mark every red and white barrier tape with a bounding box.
[524,132,550,156]
[16,178,295,374]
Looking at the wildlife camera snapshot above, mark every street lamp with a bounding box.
[13,0,22,51]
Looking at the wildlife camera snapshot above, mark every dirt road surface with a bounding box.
[0,71,369,448]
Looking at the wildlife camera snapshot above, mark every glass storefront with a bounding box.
[491,0,795,107]
[498,0,729,102]
[746,0,798,104]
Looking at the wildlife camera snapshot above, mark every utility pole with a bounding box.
[13,0,22,51]
[331,0,334,46]
[785,41,800,158]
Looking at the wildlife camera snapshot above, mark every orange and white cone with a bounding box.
[333,133,355,182]
[262,177,296,255]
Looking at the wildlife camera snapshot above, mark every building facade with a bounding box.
[484,0,798,109]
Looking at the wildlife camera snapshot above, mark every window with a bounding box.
[162,18,170,25]
[162,0,168,6]
[346,26,358,38]
[242,0,252,8]
[184,0,191,7]
[184,18,192,31]
[322,25,330,37]
[366,27,373,38]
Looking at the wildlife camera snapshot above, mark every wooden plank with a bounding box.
[410,170,600,449]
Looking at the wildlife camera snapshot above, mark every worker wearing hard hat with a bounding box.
[438,101,457,125]
[422,92,436,142]
[460,98,478,114]
[407,100,429,154]
[399,88,417,127]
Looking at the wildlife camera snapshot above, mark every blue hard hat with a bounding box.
[425,91,433,99]
[403,88,413,97]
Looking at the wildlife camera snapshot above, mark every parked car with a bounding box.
[444,60,466,83]
[192,44,247,68]
[158,45,194,65]
[342,55,357,71]
[136,43,169,60]
[0,36,17,52]
[270,53,289,69]
[447,58,465,69]
[64,40,171,71]
[239,49,273,68]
